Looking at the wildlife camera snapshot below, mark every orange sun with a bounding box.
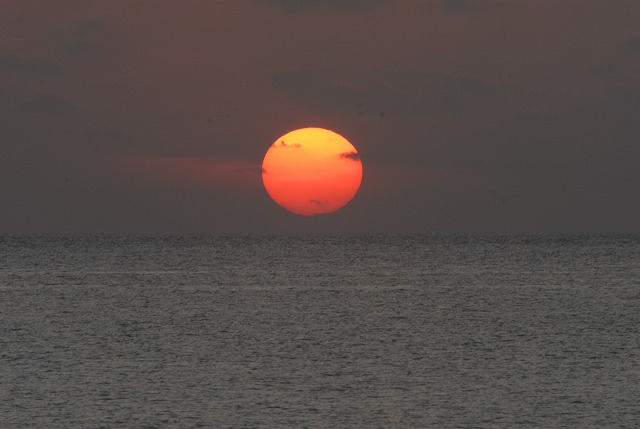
[262,127,362,216]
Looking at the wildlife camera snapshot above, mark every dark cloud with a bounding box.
[0,55,62,76]
[340,151,360,161]
[486,189,511,206]
[279,140,302,148]
[269,69,492,116]
[56,40,108,57]
[84,129,127,145]
[19,94,76,115]
[426,0,508,14]
[488,115,578,169]
[440,0,482,13]
[607,85,640,113]
[479,85,640,224]
[603,85,640,139]
[310,199,328,205]
[69,18,108,38]
[254,0,386,13]
[56,18,115,58]
[590,63,621,79]
[623,36,640,56]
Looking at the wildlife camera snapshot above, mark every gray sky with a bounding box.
[1,0,639,233]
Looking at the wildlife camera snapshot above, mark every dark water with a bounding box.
[1,234,639,428]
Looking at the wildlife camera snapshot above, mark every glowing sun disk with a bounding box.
[262,127,362,216]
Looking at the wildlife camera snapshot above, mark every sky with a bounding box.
[1,0,639,233]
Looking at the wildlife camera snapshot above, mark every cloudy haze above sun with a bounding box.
[1,1,640,233]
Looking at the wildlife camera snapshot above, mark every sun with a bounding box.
[262,127,362,216]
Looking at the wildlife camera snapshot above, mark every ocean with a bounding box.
[1,234,639,428]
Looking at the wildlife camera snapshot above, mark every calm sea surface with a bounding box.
[1,234,639,428]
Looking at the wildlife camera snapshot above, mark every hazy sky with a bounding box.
[1,0,639,233]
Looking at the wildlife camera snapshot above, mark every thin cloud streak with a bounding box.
[0,55,63,76]
[253,0,387,13]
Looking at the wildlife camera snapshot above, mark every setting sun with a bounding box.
[262,127,362,216]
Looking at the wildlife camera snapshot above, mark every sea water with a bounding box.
[1,234,639,428]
